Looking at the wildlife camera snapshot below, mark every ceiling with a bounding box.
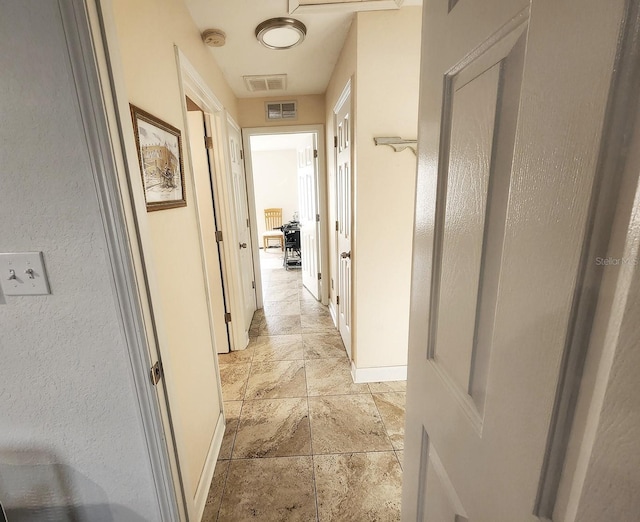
[183,0,421,99]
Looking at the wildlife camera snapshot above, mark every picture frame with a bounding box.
[130,104,186,211]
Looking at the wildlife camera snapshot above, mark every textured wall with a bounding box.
[0,2,160,520]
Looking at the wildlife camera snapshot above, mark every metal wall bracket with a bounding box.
[373,136,418,155]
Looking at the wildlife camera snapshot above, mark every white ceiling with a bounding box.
[183,0,421,99]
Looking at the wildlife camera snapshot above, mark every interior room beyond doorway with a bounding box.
[250,132,313,239]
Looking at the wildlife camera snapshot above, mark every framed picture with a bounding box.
[130,104,186,211]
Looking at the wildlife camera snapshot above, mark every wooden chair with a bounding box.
[262,208,284,250]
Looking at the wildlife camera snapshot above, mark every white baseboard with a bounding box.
[329,301,337,326]
[193,413,225,521]
[350,361,407,383]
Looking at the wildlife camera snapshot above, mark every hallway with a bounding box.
[202,249,406,521]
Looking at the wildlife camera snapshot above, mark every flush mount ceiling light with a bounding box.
[255,18,307,50]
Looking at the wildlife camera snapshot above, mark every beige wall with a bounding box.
[252,149,301,239]
[239,94,326,128]
[354,7,422,369]
[325,7,421,370]
[111,0,237,498]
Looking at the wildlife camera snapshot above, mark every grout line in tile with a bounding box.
[370,391,397,453]
[213,458,231,522]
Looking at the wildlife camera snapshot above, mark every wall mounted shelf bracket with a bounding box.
[373,137,417,155]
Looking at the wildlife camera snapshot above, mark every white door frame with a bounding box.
[242,125,329,308]
[173,55,250,353]
[78,0,181,519]
[175,50,238,354]
[174,50,232,519]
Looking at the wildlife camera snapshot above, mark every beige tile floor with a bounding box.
[202,249,406,521]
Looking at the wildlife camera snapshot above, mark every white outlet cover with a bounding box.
[0,252,51,296]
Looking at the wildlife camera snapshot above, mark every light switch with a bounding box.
[0,252,51,296]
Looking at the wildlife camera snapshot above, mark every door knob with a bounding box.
[239,242,247,249]
[340,251,351,259]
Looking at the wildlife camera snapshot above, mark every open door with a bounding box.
[403,0,631,520]
[227,117,257,333]
[335,86,352,358]
[186,107,231,354]
[299,134,321,299]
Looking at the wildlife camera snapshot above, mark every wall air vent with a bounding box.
[265,101,298,121]
[243,74,287,93]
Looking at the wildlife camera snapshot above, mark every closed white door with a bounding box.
[335,89,352,358]
[403,0,627,520]
[299,134,320,299]
[227,120,256,331]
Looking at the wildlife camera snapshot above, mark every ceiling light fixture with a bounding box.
[255,18,307,50]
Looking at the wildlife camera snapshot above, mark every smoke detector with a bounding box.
[202,29,226,47]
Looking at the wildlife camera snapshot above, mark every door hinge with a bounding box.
[335,220,339,231]
[246,218,250,227]
[215,230,223,242]
[334,136,338,148]
[150,361,164,386]
[204,136,214,150]
[313,149,318,158]
[336,295,340,305]
[318,272,322,281]
[316,213,320,222]
[252,280,255,289]
[224,312,232,324]
[240,149,244,160]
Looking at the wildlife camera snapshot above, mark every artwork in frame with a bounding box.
[130,104,186,211]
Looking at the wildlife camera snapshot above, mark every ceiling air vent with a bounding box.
[243,74,287,93]
[265,101,298,121]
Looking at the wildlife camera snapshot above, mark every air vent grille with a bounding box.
[243,74,287,93]
[265,101,298,121]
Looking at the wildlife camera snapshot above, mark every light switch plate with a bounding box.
[0,252,51,295]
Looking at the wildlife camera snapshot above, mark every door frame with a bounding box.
[242,125,329,308]
[174,53,250,352]
[175,49,240,354]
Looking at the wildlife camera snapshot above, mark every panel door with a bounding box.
[227,121,256,332]
[402,0,626,520]
[299,135,321,299]
[335,91,352,357]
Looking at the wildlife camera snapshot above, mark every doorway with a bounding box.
[242,126,329,311]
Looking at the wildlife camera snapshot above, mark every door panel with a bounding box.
[335,92,352,357]
[228,120,256,331]
[299,136,320,299]
[403,0,626,520]
[187,111,231,354]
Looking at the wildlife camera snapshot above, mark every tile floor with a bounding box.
[202,249,406,521]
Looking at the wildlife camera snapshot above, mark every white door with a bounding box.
[402,0,627,520]
[227,119,256,331]
[335,88,352,357]
[187,110,231,354]
[299,134,320,299]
